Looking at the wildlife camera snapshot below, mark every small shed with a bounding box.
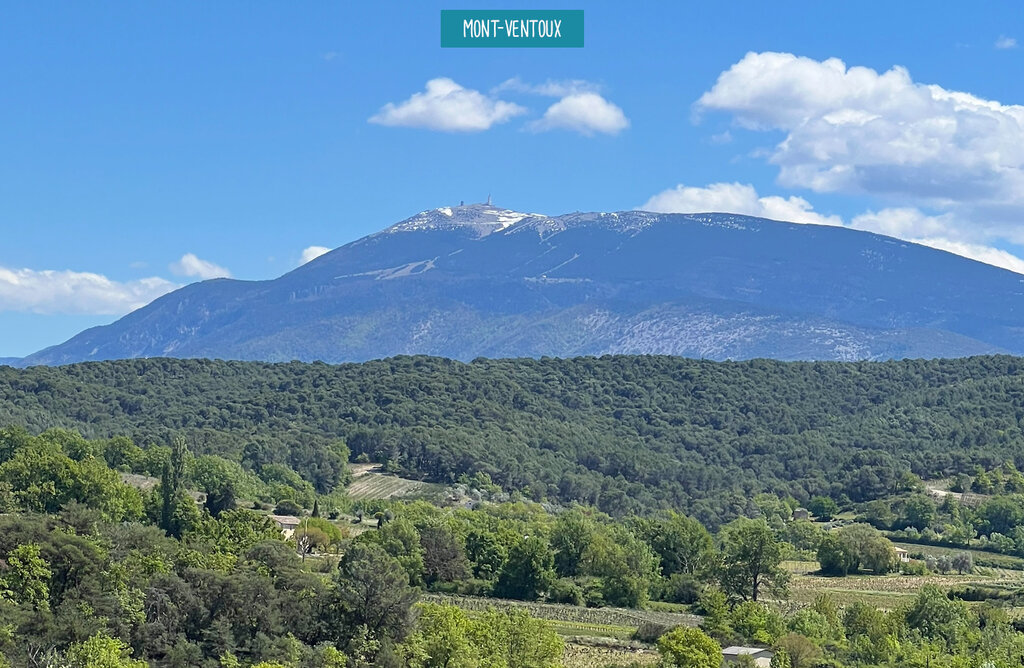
[723,646,774,667]
[894,546,911,563]
[792,508,809,521]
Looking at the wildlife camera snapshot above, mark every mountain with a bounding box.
[0,358,21,367]
[20,204,1024,365]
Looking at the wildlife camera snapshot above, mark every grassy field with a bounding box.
[346,464,438,500]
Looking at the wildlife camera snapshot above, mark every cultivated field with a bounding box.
[346,464,437,500]
[891,541,1024,570]
[563,642,659,667]
[422,593,700,639]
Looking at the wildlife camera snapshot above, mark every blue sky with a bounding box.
[1,2,1023,357]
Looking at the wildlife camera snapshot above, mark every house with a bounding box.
[894,547,911,563]
[270,514,301,538]
[723,646,774,667]
[792,507,809,521]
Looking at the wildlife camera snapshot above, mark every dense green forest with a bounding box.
[8,427,1024,668]
[4,355,1024,526]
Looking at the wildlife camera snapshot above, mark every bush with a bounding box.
[273,499,303,516]
[634,621,677,643]
[655,573,702,604]
[548,578,585,606]
[900,560,928,576]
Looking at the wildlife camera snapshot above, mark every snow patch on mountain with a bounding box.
[384,204,546,238]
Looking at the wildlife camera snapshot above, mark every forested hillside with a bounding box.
[3,355,1024,526]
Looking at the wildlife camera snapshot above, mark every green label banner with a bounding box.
[440,10,584,48]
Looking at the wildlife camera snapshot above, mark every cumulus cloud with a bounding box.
[300,246,331,265]
[0,266,178,315]
[369,78,526,132]
[996,36,1018,50]
[170,253,231,280]
[911,238,1024,274]
[641,182,843,226]
[849,207,960,240]
[696,52,1024,220]
[641,183,1024,275]
[529,93,629,136]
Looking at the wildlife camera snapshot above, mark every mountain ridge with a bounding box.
[16,205,1024,366]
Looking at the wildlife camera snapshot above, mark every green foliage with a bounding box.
[494,536,556,601]
[336,542,419,646]
[818,523,897,576]
[656,626,722,668]
[66,631,147,668]
[8,355,1024,524]
[717,518,789,601]
[192,508,284,555]
[0,542,51,609]
[808,496,839,521]
[631,511,714,577]
[904,585,972,648]
[0,431,142,520]
[732,600,785,645]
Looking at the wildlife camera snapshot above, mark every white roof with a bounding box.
[723,646,772,656]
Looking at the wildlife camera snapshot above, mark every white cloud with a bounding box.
[641,182,843,226]
[696,52,1024,221]
[0,266,178,315]
[369,78,526,132]
[529,93,629,136]
[170,253,231,280]
[494,77,599,97]
[996,36,1018,50]
[910,238,1024,274]
[300,246,331,265]
[849,207,959,239]
[641,183,1024,275]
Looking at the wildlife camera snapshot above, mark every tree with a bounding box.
[816,534,856,576]
[632,512,714,576]
[951,551,973,574]
[66,631,147,668]
[774,633,821,668]
[784,520,824,553]
[717,518,789,601]
[494,536,555,601]
[335,542,419,647]
[419,525,470,585]
[401,603,478,668]
[656,627,722,668]
[470,608,563,668]
[193,508,283,555]
[904,585,970,647]
[551,509,595,577]
[901,494,936,530]
[0,542,52,609]
[978,495,1024,536]
[819,524,897,576]
[807,496,838,521]
[368,517,425,585]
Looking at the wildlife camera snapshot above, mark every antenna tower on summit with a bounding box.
[486,194,492,206]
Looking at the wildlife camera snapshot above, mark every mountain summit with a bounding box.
[17,206,1024,365]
